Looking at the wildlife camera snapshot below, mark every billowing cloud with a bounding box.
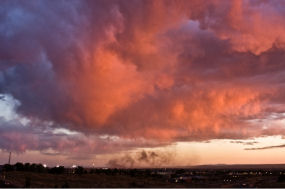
[1,0,285,155]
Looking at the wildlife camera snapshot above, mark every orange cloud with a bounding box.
[1,0,285,154]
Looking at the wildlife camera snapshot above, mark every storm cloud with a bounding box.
[1,0,285,155]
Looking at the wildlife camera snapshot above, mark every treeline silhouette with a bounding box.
[1,163,85,174]
[1,163,160,177]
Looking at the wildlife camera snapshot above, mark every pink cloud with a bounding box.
[1,0,285,154]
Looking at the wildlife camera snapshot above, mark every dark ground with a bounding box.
[2,168,285,188]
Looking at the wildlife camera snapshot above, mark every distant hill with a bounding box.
[183,164,285,170]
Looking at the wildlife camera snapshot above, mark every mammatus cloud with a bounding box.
[1,0,285,155]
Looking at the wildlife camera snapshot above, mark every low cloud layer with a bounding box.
[230,141,259,145]
[0,116,166,156]
[245,144,285,151]
[1,0,285,155]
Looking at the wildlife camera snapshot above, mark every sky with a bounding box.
[1,0,285,167]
